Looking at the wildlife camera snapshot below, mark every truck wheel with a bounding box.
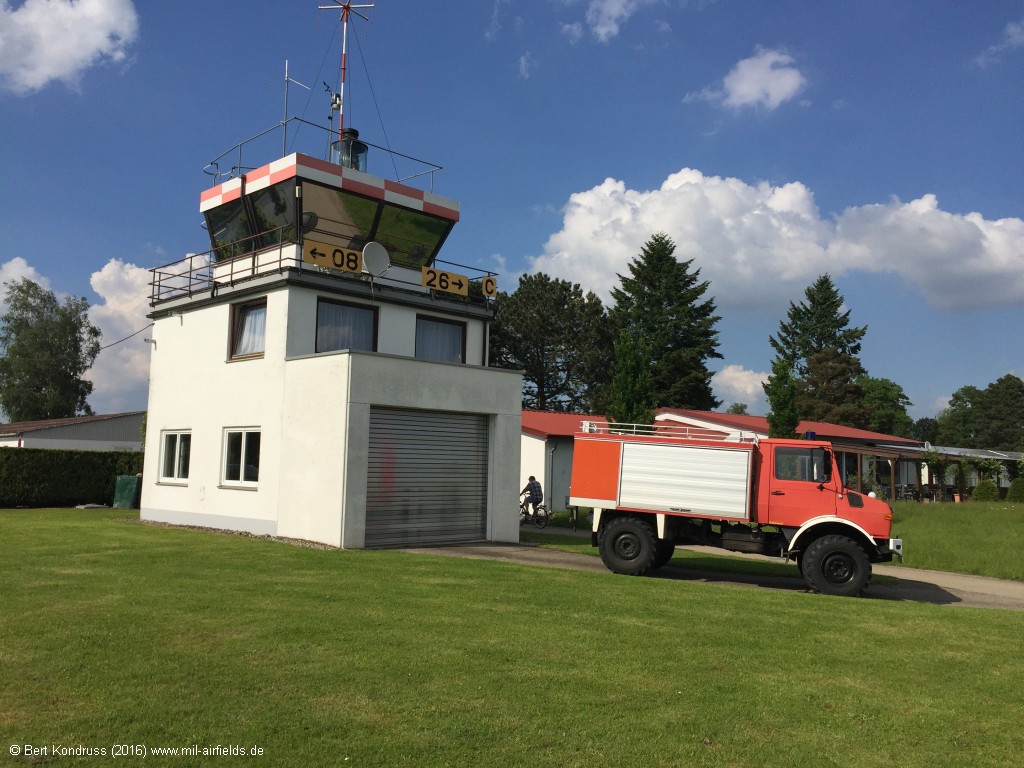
[651,540,676,569]
[599,517,657,575]
[801,535,871,597]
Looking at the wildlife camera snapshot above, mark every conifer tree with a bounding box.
[763,356,800,438]
[607,330,655,425]
[769,274,866,377]
[610,233,721,411]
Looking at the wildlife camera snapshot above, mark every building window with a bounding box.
[230,299,267,359]
[160,431,191,481]
[415,315,465,363]
[316,298,377,353]
[223,429,261,486]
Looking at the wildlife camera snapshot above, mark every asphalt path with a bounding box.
[399,535,1024,611]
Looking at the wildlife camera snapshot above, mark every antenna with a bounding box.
[318,2,374,143]
[282,60,310,155]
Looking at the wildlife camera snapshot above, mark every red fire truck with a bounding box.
[569,422,903,596]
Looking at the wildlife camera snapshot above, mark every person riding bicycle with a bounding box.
[520,476,543,517]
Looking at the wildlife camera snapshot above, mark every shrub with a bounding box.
[1007,477,1024,504]
[970,479,1000,503]
[0,448,144,507]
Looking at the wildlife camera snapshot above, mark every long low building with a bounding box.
[0,412,145,452]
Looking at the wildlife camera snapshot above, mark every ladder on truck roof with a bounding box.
[579,421,760,444]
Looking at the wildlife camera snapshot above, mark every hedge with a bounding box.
[0,448,145,508]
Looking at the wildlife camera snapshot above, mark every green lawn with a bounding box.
[2,508,1022,767]
[890,501,1024,580]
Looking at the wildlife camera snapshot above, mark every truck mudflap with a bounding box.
[875,537,904,563]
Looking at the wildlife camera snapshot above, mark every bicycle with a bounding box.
[519,496,549,528]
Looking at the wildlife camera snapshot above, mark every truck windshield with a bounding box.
[775,447,832,483]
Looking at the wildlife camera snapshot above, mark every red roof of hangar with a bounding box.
[654,409,920,445]
[522,411,609,439]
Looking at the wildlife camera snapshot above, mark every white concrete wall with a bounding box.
[141,287,291,535]
[142,282,521,547]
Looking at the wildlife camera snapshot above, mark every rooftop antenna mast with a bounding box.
[319,1,374,144]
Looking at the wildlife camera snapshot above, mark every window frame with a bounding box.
[229,298,267,360]
[774,446,832,484]
[222,428,262,488]
[414,314,466,364]
[159,430,192,484]
[315,297,379,353]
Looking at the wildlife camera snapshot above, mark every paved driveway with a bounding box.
[398,541,1024,611]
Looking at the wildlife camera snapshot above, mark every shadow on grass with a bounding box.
[521,530,964,606]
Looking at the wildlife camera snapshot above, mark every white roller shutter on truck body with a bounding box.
[617,441,754,520]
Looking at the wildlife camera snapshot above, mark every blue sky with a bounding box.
[1,0,1022,421]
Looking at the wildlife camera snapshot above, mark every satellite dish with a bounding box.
[362,241,390,277]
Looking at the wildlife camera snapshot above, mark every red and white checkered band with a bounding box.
[199,153,460,222]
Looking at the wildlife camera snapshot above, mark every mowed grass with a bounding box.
[890,501,1024,580]
[2,509,1023,768]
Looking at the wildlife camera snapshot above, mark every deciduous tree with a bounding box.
[0,278,102,421]
[489,273,611,412]
[858,375,914,437]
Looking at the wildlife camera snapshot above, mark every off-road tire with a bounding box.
[599,517,657,576]
[801,534,871,597]
[651,540,676,569]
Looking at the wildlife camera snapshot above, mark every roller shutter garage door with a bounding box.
[366,408,489,547]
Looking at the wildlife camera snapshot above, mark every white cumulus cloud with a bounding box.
[0,0,139,94]
[529,168,1024,313]
[712,364,768,412]
[689,48,807,110]
[0,257,51,315]
[86,258,152,413]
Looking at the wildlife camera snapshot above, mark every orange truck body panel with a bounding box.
[570,432,893,540]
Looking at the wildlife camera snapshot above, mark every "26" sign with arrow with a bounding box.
[421,267,469,296]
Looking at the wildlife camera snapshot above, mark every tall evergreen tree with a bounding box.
[489,273,611,412]
[796,346,868,427]
[768,274,868,429]
[606,330,655,424]
[610,233,721,411]
[0,278,101,421]
[763,356,800,438]
[769,274,866,377]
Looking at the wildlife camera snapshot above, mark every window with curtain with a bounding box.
[316,299,377,353]
[231,299,267,358]
[415,316,465,363]
[160,431,191,482]
[223,428,261,485]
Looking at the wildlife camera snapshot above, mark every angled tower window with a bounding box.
[205,198,256,262]
[248,180,297,247]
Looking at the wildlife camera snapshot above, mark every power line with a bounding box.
[98,323,154,352]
